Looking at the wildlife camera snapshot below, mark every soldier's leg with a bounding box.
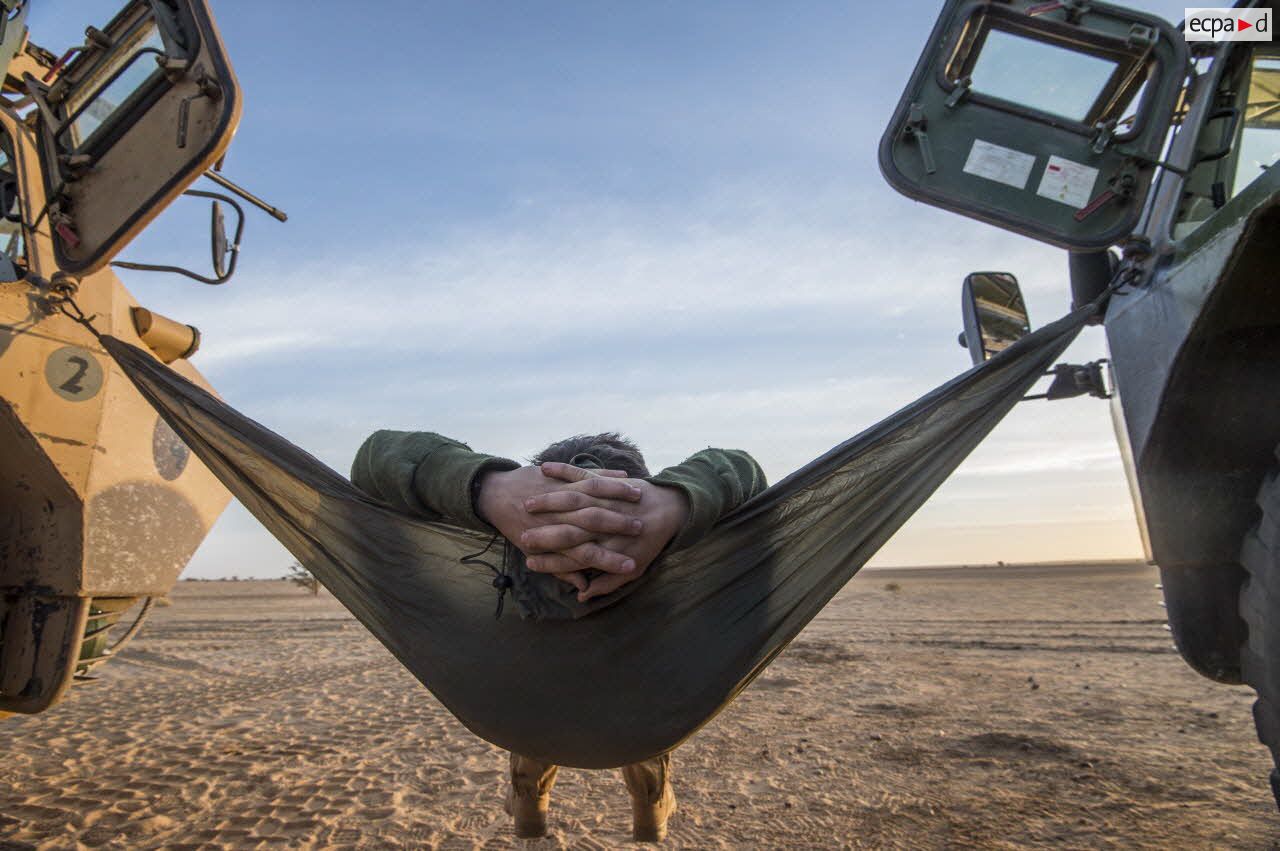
[619,752,676,842]
[506,751,559,838]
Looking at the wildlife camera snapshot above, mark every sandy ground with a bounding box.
[3,563,1279,850]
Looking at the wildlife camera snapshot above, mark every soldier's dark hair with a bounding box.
[531,432,650,478]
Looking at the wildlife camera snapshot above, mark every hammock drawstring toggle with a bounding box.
[459,532,514,619]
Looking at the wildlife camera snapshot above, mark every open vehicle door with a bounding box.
[26,0,240,274]
[880,0,1188,249]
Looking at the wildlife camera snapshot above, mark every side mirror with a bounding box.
[211,200,230,279]
[110,189,243,285]
[959,271,1030,365]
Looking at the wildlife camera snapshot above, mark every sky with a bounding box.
[29,0,1191,578]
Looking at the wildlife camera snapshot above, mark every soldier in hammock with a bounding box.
[351,430,765,842]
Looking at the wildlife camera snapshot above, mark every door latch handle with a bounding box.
[903,104,937,175]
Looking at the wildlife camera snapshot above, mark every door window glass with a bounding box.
[0,129,24,263]
[969,29,1121,123]
[1232,55,1280,196]
[59,21,165,152]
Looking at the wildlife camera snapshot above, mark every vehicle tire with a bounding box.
[1239,448,1280,811]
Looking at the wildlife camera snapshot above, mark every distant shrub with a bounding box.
[286,561,319,596]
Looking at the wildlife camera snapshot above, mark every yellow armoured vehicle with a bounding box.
[0,0,279,715]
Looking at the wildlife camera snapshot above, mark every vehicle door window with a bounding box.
[58,20,165,153]
[0,127,24,265]
[1233,53,1280,197]
[967,29,1126,124]
[1174,48,1279,239]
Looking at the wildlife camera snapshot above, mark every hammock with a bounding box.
[96,306,1090,768]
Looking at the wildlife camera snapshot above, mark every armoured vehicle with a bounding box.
[882,0,1280,804]
[0,0,279,716]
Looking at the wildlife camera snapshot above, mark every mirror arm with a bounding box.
[203,169,287,222]
[110,189,244,285]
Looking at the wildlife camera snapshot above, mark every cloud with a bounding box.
[159,184,1140,578]
[152,187,1064,373]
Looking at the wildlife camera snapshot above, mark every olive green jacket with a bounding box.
[350,431,766,552]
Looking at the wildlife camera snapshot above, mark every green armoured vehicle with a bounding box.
[881,0,1280,805]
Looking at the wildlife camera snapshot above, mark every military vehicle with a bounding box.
[882,0,1280,804]
[0,0,281,716]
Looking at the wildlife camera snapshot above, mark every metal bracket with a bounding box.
[20,72,61,135]
[83,26,113,51]
[945,77,971,109]
[1126,24,1157,49]
[1074,167,1137,222]
[110,189,245,285]
[1062,0,1091,24]
[1090,119,1116,154]
[176,65,223,148]
[155,54,190,81]
[1029,1,1092,23]
[1025,359,1112,401]
[903,103,937,175]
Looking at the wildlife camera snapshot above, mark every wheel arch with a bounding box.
[1138,200,1280,681]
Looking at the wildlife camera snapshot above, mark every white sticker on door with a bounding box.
[962,139,1036,190]
[1036,155,1100,209]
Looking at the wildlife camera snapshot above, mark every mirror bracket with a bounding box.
[109,188,244,285]
[1024,359,1112,400]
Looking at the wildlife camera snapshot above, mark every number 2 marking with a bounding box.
[59,356,89,394]
[45,347,101,402]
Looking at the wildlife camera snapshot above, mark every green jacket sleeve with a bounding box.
[648,448,767,552]
[350,430,519,531]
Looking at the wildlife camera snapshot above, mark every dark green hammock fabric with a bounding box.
[99,306,1090,768]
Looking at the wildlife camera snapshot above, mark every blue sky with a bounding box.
[31,0,1190,577]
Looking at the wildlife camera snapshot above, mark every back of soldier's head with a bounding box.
[532,433,650,478]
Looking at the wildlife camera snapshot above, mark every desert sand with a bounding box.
[3,562,1278,849]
